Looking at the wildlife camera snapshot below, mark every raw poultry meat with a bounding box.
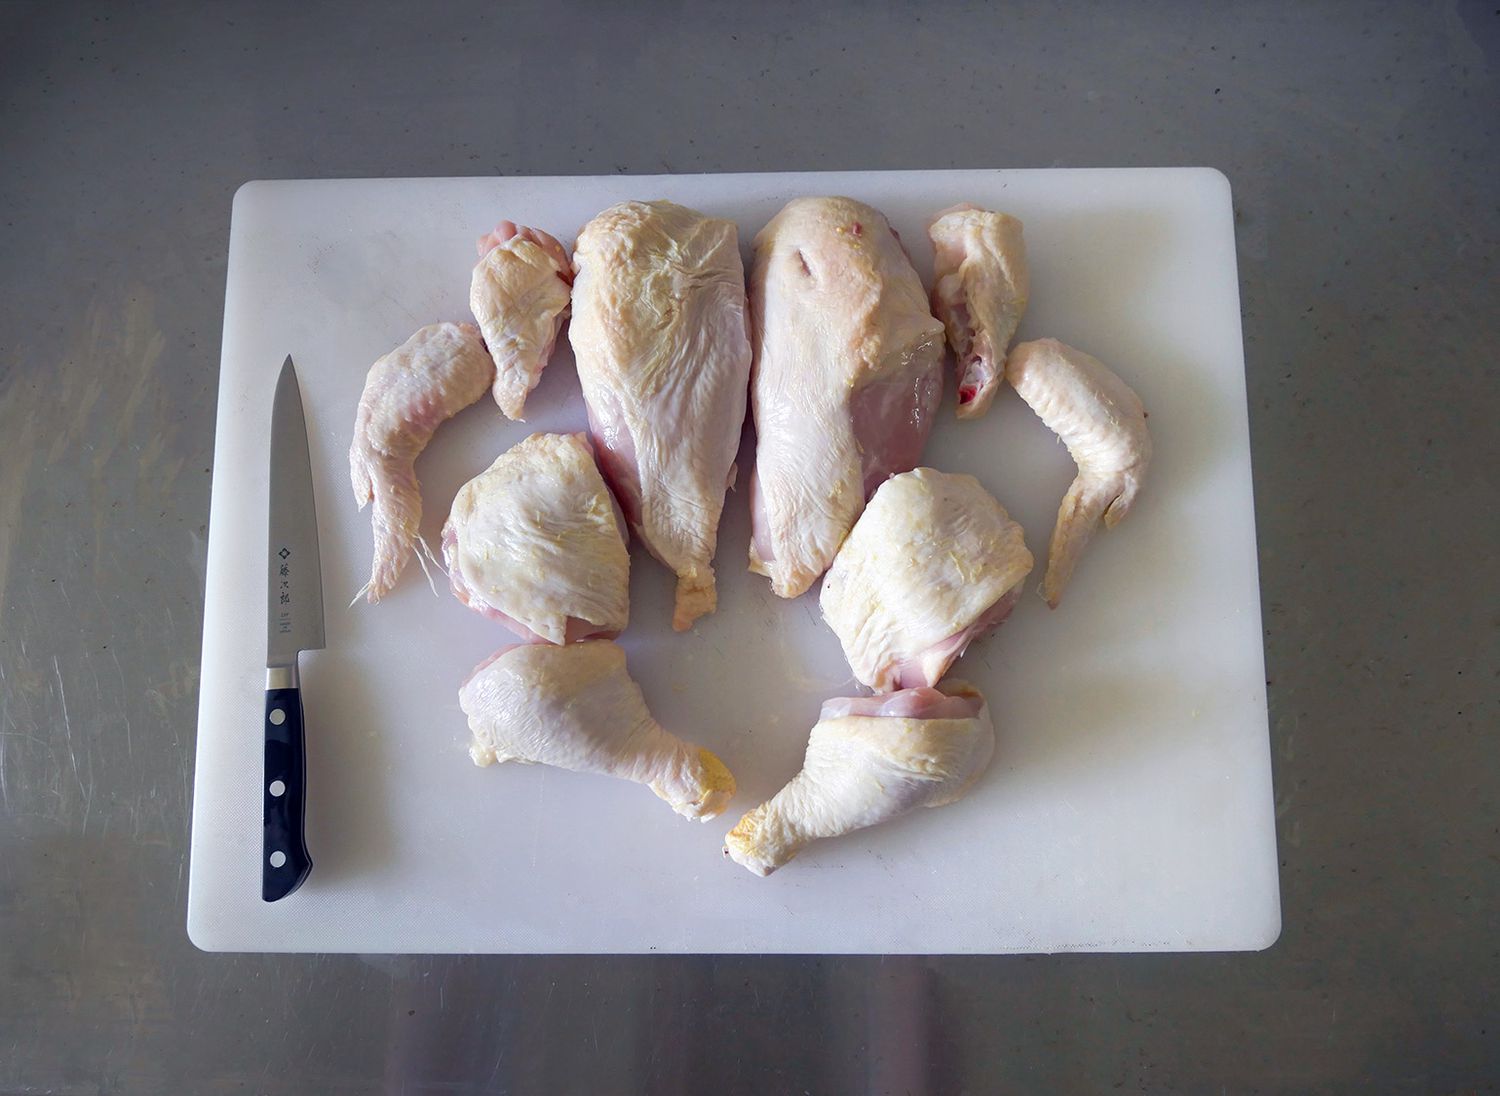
[748,196,945,599]
[723,682,994,876]
[460,640,736,821]
[1006,338,1152,608]
[568,200,752,631]
[469,221,573,420]
[820,468,1033,692]
[349,322,494,602]
[442,432,629,644]
[927,204,1029,419]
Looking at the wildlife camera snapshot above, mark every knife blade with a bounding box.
[264,355,324,901]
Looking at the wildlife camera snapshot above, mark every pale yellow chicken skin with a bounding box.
[460,641,736,821]
[748,196,945,599]
[927,204,1030,419]
[468,222,573,421]
[442,432,629,644]
[349,322,494,602]
[724,684,994,876]
[568,200,752,631]
[820,468,1033,692]
[1006,338,1152,607]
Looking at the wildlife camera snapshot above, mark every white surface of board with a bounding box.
[189,169,1279,953]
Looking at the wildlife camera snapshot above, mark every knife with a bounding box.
[263,355,324,901]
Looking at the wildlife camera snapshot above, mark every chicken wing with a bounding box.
[928,204,1029,418]
[349,322,494,602]
[1006,338,1152,607]
[469,221,573,421]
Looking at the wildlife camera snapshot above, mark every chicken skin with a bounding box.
[568,200,752,631]
[442,432,629,644]
[820,468,1033,692]
[349,322,494,602]
[1006,338,1152,607]
[460,640,736,821]
[748,196,945,599]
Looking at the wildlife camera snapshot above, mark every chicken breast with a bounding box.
[349,322,494,602]
[928,204,1029,418]
[748,196,945,599]
[723,682,994,876]
[820,468,1033,692]
[469,221,573,421]
[568,200,752,631]
[441,432,629,644]
[1006,338,1152,608]
[460,640,736,821]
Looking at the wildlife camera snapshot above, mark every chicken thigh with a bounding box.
[460,640,736,821]
[820,468,1033,692]
[1006,338,1152,607]
[748,196,945,599]
[723,683,994,876]
[469,221,573,420]
[928,204,1029,419]
[442,432,630,644]
[568,200,752,631]
[349,322,494,602]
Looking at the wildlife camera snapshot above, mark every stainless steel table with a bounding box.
[2,2,1496,1090]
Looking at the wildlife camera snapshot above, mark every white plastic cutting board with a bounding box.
[189,169,1279,953]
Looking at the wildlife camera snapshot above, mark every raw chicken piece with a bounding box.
[748,196,945,599]
[349,322,494,602]
[723,682,993,876]
[441,432,629,644]
[820,468,1033,692]
[927,204,1030,419]
[469,221,573,420]
[568,200,752,631]
[1006,338,1152,608]
[460,640,736,821]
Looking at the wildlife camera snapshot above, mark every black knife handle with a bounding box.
[263,686,313,901]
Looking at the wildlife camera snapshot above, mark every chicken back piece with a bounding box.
[723,682,994,876]
[468,221,573,421]
[568,200,752,632]
[441,432,630,645]
[1006,338,1152,608]
[748,196,946,599]
[927,204,1030,419]
[460,640,736,821]
[820,468,1033,692]
[349,322,494,602]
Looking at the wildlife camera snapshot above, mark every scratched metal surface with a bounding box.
[0,1,1496,1091]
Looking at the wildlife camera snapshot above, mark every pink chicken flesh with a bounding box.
[747,196,945,599]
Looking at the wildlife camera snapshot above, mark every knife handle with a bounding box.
[263,684,313,901]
